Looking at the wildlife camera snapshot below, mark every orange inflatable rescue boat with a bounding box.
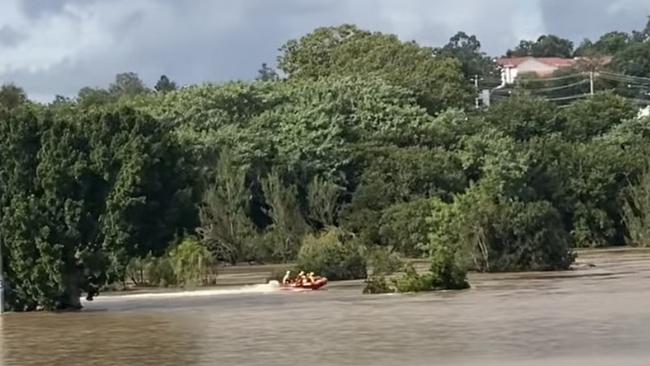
[280,271,328,290]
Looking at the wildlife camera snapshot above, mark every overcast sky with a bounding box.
[1,0,649,102]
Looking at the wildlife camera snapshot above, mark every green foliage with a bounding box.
[364,246,467,294]
[484,94,559,141]
[613,41,650,78]
[109,72,150,97]
[559,92,637,141]
[507,35,574,58]
[575,32,632,56]
[256,63,279,81]
[378,199,439,257]
[169,237,215,286]
[428,186,575,272]
[307,175,344,228]
[342,146,466,246]
[623,169,650,247]
[0,106,193,310]
[197,150,258,264]
[154,75,178,94]
[362,275,393,294]
[391,264,436,293]
[278,24,468,112]
[126,253,177,287]
[429,244,470,290]
[296,228,367,281]
[366,246,403,276]
[436,31,500,79]
[262,171,309,262]
[0,83,28,111]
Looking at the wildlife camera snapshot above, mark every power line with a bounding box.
[597,74,650,85]
[524,79,590,93]
[516,72,587,83]
[545,94,592,102]
[600,71,650,83]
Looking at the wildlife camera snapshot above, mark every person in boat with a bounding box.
[295,271,306,286]
[306,272,316,285]
[282,270,292,285]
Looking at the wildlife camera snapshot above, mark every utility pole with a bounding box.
[589,71,595,95]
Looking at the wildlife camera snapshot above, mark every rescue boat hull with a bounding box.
[281,277,328,290]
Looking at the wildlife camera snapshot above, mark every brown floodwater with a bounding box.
[2,249,650,366]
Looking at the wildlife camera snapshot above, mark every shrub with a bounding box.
[363,276,393,294]
[378,199,438,257]
[366,246,403,276]
[429,187,575,272]
[146,256,177,287]
[623,169,650,247]
[169,237,216,286]
[429,244,469,290]
[296,228,367,280]
[391,264,436,293]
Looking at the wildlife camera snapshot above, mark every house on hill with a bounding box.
[497,57,578,84]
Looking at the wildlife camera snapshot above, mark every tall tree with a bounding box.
[77,87,114,107]
[632,16,650,42]
[436,31,499,79]
[575,32,632,56]
[507,35,574,58]
[278,24,468,113]
[0,106,194,310]
[109,72,150,97]
[154,75,178,93]
[613,41,650,77]
[256,63,279,81]
[0,83,28,110]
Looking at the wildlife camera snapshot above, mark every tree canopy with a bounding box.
[507,35,574,58]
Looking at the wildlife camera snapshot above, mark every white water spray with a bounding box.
[86,281,283,303]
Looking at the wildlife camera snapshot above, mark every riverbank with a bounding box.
[94,247,650,299]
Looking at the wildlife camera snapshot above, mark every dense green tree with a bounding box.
[278,24,468,112]
[483,94,559,141]
[342,146,466,244]
[256,63,279,81]
[0,106,194,310]
[575,32,632,56]
[558,92,637,141]
[77,87,114,108]
[154,75,178,93]
[436,31,500,79]
[296,227,366,281]
[197,150,258,264]
[0,83,28,110]
[623,167,650,247]
[377,198,438,257]
[261,171,309,262]
[507,35,574,58]
[428,184,574,272]
[109,72,150,97]
[612,41,650,77]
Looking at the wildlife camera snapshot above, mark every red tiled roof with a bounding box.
[497,57,577,68]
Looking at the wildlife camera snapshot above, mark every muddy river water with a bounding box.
[2,249,650,365]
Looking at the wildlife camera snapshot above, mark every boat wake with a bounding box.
[87,281,283,303]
